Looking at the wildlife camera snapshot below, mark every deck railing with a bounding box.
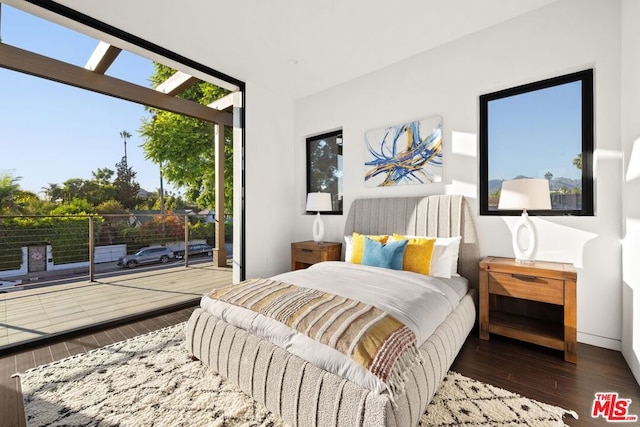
[0,212,231,287]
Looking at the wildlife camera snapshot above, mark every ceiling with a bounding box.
[7,0,559,100]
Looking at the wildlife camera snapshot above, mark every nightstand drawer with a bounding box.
[291,241,342,270]
[488,271,564,305]
[293,246,325,264]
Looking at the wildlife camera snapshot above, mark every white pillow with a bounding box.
[430,236,462,279]
[388,235,461,278]
[344,235,353,262]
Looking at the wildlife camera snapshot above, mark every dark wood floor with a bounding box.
[451,333,640,426]
[1,306,638,427]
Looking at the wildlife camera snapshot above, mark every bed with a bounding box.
[185,194,479,426]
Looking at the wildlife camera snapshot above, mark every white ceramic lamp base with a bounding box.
[512,210,537,263]
[312,213,325,243]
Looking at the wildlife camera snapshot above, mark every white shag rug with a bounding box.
[17,324,578,426]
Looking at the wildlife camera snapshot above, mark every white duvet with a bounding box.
[199,261,467,394]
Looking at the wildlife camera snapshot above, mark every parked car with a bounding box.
[117,246,174,269]
[0,280,23,293]
[174,243,213,260]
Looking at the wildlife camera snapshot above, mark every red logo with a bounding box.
[592,392,638,422]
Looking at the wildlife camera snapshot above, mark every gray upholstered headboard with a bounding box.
[343,195,480,288]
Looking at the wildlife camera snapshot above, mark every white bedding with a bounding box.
[199,261,468,394]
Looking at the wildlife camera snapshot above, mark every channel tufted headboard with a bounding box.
[343,195,480,288]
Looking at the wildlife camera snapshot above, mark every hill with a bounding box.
[488,177,581,194]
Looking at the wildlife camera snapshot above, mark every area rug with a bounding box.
[16,323,578,426]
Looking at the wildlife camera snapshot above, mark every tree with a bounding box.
[309,138,341,195]
[140,63,232,210]
[42,183,64,202]
[95,199,126,215]
[19,194,56,215]
[113,157,141,209]
[572,153,582,170]
[58,177,114,206]
[488,189,501,208]
[92,168,114,186]
[90,167,117,203]
[120,130,132,166]
[140,211,185,242]
[0,173,23,214]
[50,198,94,215]
[544,171,553,181]
[159,193,189,211]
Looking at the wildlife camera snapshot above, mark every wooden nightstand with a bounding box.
[291,241,342,271]
[479,256,577,363]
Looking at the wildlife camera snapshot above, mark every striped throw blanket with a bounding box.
[208,278,422,397]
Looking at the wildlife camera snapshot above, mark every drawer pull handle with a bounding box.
[512,274,538,282]
[301,249,313,253]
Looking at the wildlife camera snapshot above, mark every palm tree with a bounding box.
[41,183,63,202]
[119,130,132,166]
[572,153,582,170]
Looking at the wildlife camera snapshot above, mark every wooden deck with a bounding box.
[0,263,233,351]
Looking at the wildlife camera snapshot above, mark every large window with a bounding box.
[306,130,343,214]
[479,69,594,216]
[0,2,246,351]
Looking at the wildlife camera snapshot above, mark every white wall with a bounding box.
[293,0,624,350]
[621,0,640,384]
[242,82,298,278]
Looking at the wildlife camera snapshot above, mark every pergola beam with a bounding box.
[156,70,198,96]
[85,41,121,74]
[208,92,234,111]
[0,42,232,126]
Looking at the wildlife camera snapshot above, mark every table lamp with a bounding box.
[498,178,551,263]
[306,192,332,243]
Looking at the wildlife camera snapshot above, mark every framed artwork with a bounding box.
[364,116,443,187]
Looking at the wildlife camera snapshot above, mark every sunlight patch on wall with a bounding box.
[448,180,476,199]
[622,218,640,286]
[626,137,640,182]
[623,218,640,356]
[451,131,477,157]
[500,217,597,268]
[594,148,623,162]
[449,131,477,199]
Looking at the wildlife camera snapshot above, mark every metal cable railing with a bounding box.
[0,212,231,288]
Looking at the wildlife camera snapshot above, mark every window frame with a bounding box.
[479,69,594,216]
[305,129,343,215]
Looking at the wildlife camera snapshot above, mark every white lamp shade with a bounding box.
[498,179,551,210]
[306,192,332,212]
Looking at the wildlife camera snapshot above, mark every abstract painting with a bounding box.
[364,116,443,187]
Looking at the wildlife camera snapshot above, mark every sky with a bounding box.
[0,5,180,197]
[487,80,583,181]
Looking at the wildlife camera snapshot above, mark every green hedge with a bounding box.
[190,221,232,246]
[0,216,104,271]
[0,214,228,272]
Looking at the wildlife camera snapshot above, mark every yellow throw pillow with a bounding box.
[350,232,389,264]
[393,233,436,275]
